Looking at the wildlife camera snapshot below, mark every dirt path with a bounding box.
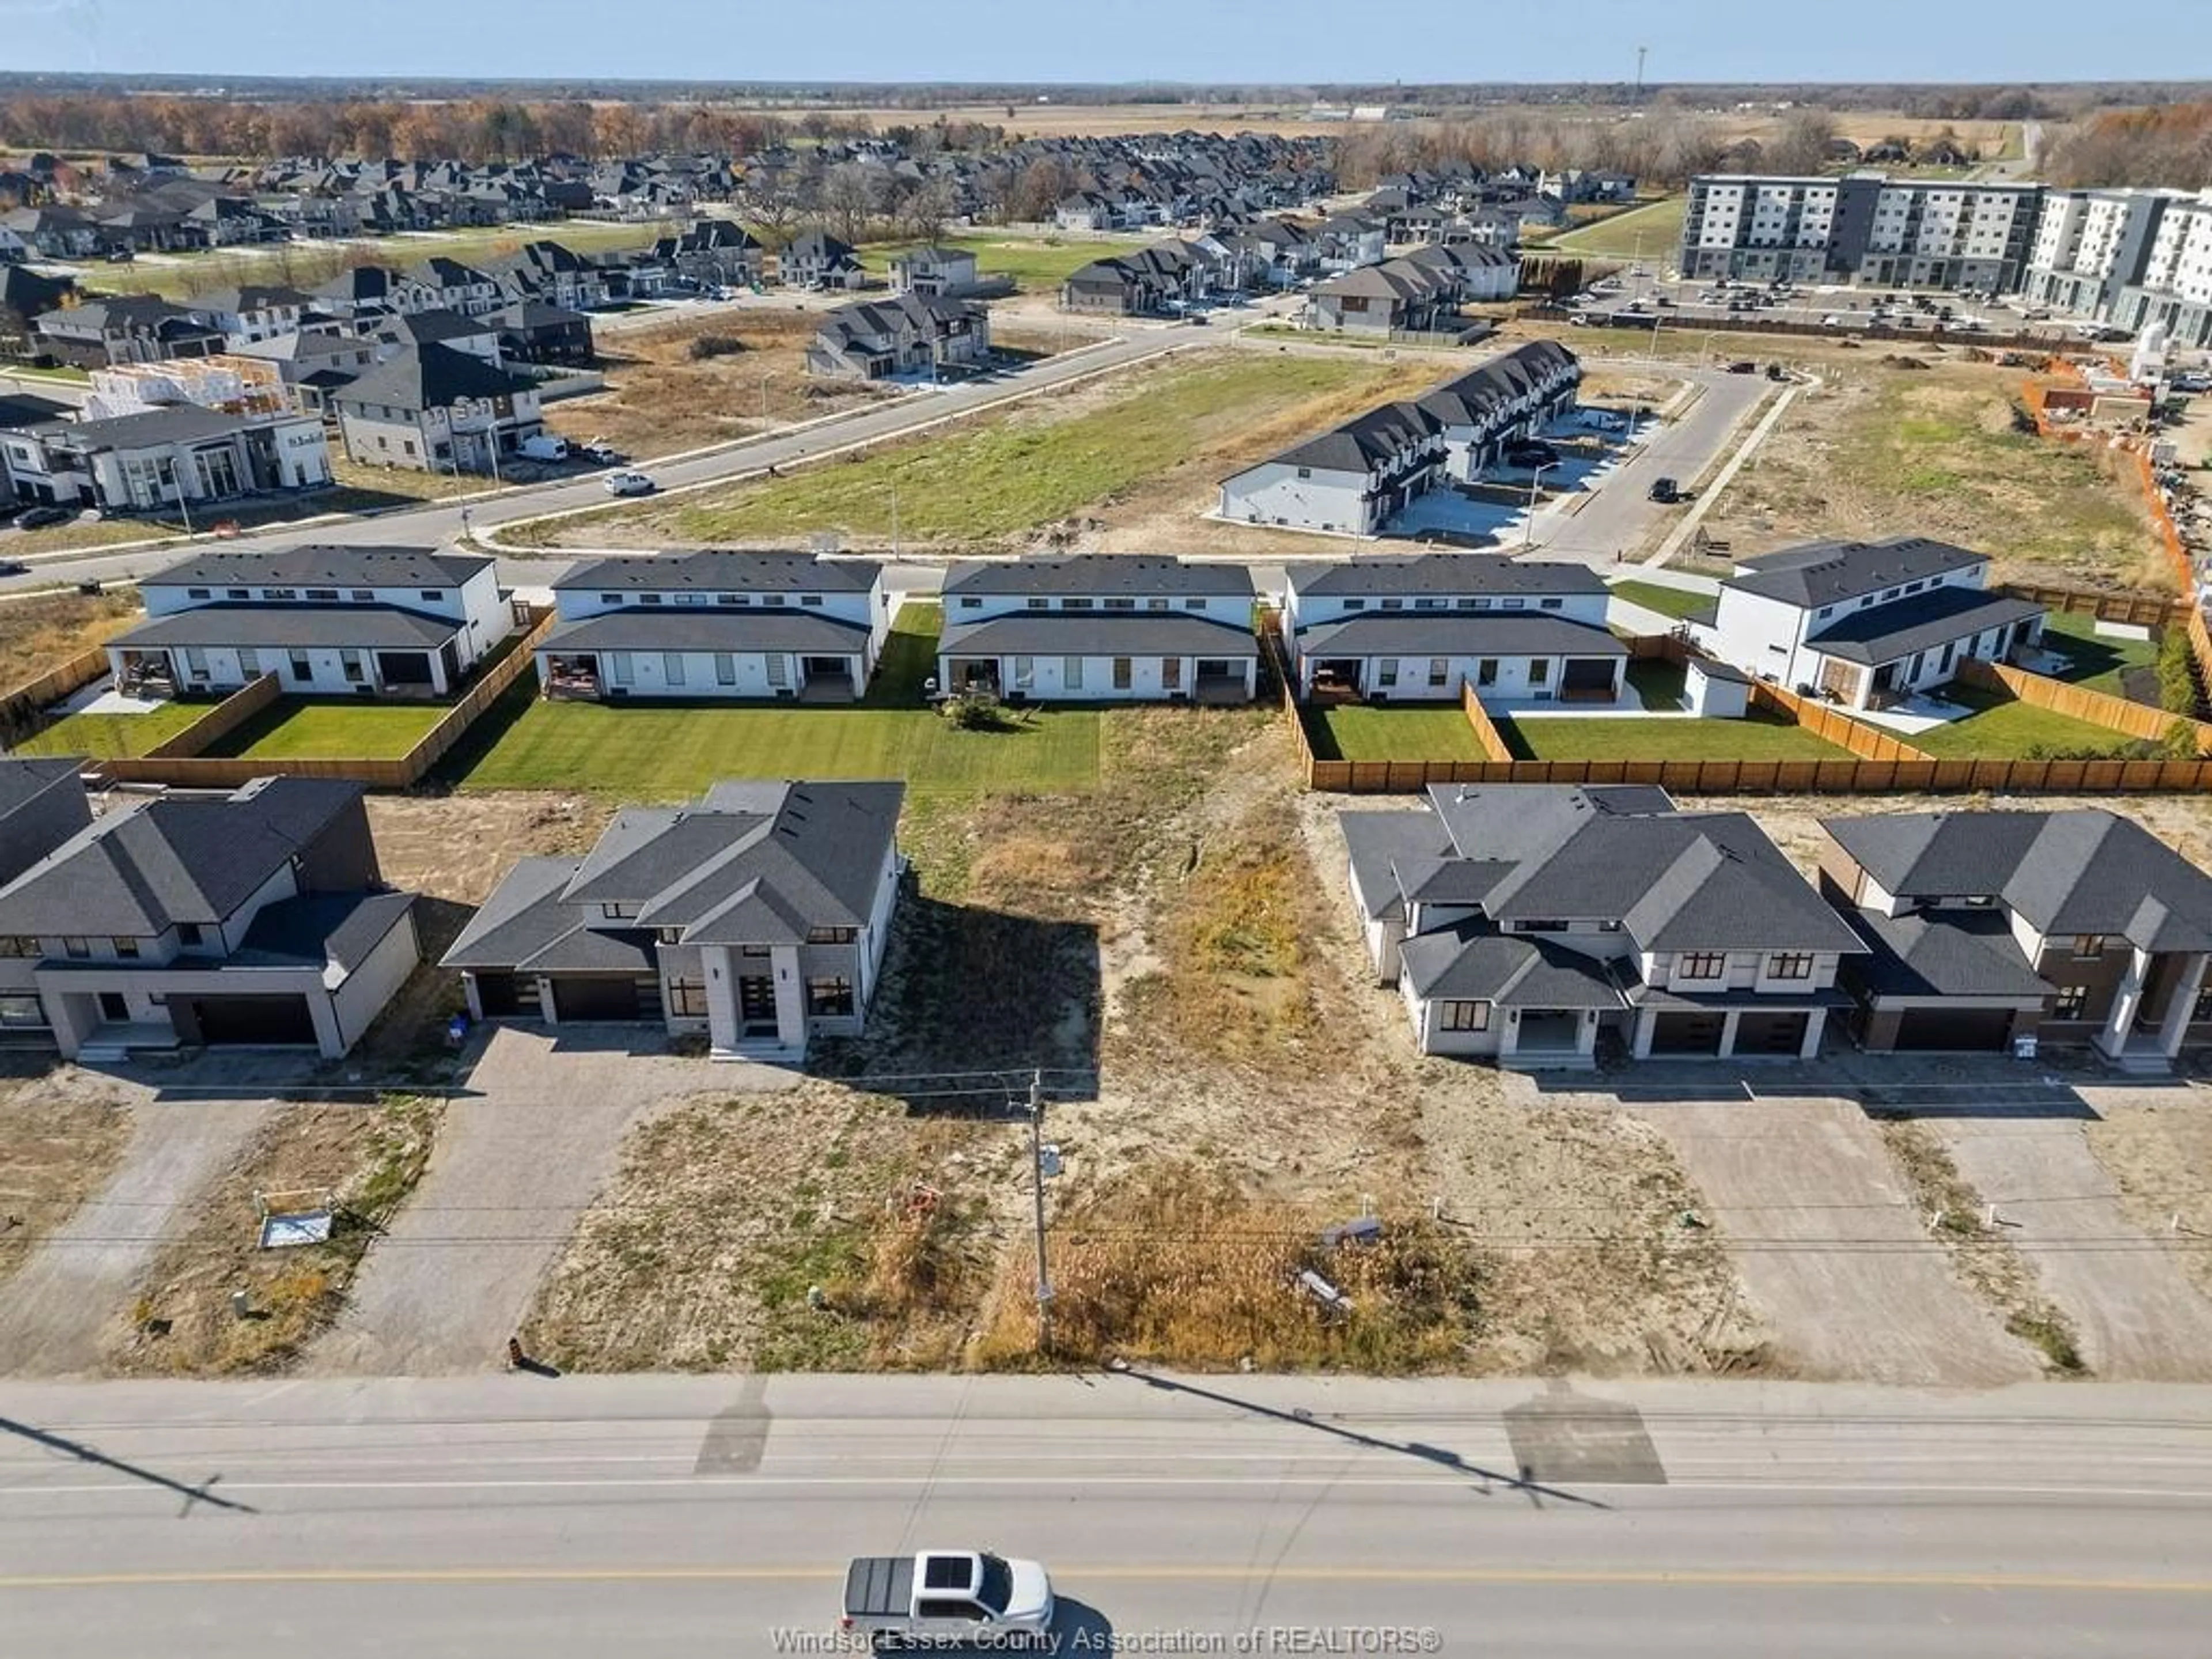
[308,1029,749,1376]
[1936,1105,2212,1381]
[1638,1094,2043,1386]
[0,1093,277,1377]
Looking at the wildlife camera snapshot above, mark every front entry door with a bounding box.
[737,975,777,1036]
[97,992,130,1021]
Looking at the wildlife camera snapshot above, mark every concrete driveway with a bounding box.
[1630,1092,2043,1386]
[1932,1094,2212,1381]
[309,1026,777,1376]
[0,1082,277,1378]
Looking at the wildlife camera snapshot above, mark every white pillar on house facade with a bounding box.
[2098,947,2152,1058]
[2157,952,2209,1060]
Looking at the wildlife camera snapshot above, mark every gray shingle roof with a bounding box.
[113,603,461,650]
[1399,920,1625,1008]
[438,855,658,974]
[1339,809,1452,919]
[150,544,489,590]
[1725,537,1988,609]
[940,556,1257,599]
[1288,554,1606,599]
[556,551,881,594]
[32,405,251,450]
[1823,810,2212,953]
[939,611,1257,659]
[539,609,868,656]
[1843,906,2052,1001]
[1805,587,2044,666]
[1271,400,1435,475]
[0,777,362,936]
[233,889,415,972]
[336,341,537,411]
[1296,612,1625,661]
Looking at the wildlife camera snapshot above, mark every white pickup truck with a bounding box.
[840,1550,1055,1646]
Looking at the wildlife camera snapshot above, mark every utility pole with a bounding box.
[1635,46,1648,101]
[1028,1069,1052,1356]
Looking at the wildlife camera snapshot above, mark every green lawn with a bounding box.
[1307,703,1486,763]
[1497,709,1849,762]
[1547,197,1688,263]
[1905,685,2145,759]
[202,699,449,760]
[456,605,1101,797]
[2035,611,2160,701]
[14,699,214,759]
[1608,581,1717,623]
[560,354,1423,550]
[869,232,1154,292]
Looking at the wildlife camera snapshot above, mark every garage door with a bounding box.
[1734,1010,1810,1056]
[472,972,523,1017]
[551,976,642,1021]
[185,994,317,1047]
[1895,1007,2015,1052]
[1650,1010,1726,1054]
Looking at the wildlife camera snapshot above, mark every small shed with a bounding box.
[1686,656,1751,719]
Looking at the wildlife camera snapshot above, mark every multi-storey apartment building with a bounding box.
[1679,174,2043,292]
[2027,187,2212,348]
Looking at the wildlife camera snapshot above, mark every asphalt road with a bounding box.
[3,1373,2209,1657]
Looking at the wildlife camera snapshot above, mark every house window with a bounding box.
[1679,952,1726,980]
[2072,935,2105,960]
[1502,597,1526,610]
[608,652,634,686]
[263,588,297,600]
[2194,983,2212,1024]
[1296,466,1312,479]
[1064,656,1085,691]
[341,649,365,684]
[800,595,822,607]
[1027,597,1049,611]
[808,927,858,945]
[959,597,982,609]
[806,976,855,1017]
[1162,656,1182,690]
[1528,658,1550,685]
[600,903,638,920]
[1063,598,1094,611]
[0,994,45,1029]
[0,936,35,957]
[1147,598,1169,611]
[1377,659,1399,687]
[187,586,211,599]
[1427,658,1449,687]
[1105,598,1136,611]
[600,593,624,606]
[1539,597,1563,611]
[716,594,741,606]
[1767,952,1815,980]
[1013,656,1035,690]
[1111,657,1132,690]
[662,653,686,686]
[1440,1001,1491,1032]
[109,935,141,959]
[1343,599,1366,612]
[1183,597,1207,611]
[306,588,339,601]
[2052,984,2089,1021]
[178,923,203,946]
[714,653,736,685]
[287,650,311,682]
[352,590,373,602]
[666,979,709,1018]
[226,587,250,600]
[62,937,89,959]
[739,943,771,959]
[1380,599,1404,611]
[1415,597,1444,611]
[238,649,260,676]
[641,593,663,606]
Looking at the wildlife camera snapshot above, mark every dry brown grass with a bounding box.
[2086,1101,2212,1307]
[108,1096,441,1377]
[0,589,140,692]
[969,1164,1486,1371]
[0,1085,129,1287]
[543,307,893,459]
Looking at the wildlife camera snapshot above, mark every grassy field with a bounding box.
[527,352,1437,551]
[1699,359,2158,590]
[14,699,212,758]
[200,699,448,760]
[458,605,1101,797]
[1307,703,1486,763]
[1608,581,1716,623]
[1498,708,1849,762]
[1546,196,1688,263]
[1905,685,2143,759]
[2036,611,2160,702]
[869,232,1153,291]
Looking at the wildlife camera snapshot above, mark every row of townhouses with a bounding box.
[1678,173,2212,346]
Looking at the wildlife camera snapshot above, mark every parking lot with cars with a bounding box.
[1564,268,2122,348]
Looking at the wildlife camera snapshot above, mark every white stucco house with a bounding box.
[535,552,892,703]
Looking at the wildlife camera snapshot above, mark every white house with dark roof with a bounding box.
[1692,537,2046,710]
[332,342,546,474]
[937,556,1258,703]
[443,779,906,1060]
[0,775,418,1062]
[1342,784,1864,1065]
[1282,554,1624,704]
[536,552,890,703]
[108,544,510,698]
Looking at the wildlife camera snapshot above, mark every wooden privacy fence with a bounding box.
[93,610,554,790]
[1956,658,2212,752]
[0,645,109,747]
[142,672,280,760]
[1458,679,1515,763]
[2001,581,2187,628]
[1306,755,2212,795]
[1746,680,1933,762]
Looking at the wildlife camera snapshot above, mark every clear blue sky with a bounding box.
[7,0,2203,83]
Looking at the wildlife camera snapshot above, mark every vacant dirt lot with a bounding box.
[0,589,139,694]
[1694,353,2162,589]
[528,712,1750,1376]
[543,306,895,460]
[2089,1098,2212,1308]
[0,1074,128,1290]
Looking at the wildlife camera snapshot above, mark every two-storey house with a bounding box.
[805,294,992,381]
[333,343,546,474]
[779,229,866,291]
[889,246,982,297]
[32,296,224,369]
[1818,809,2212,1070]
[1692,537,2046,710]
[1342,784,1865,1066]
[444,779,905,1060]
[1282,554,1624,704]
[182,284,316,347]
[937,556,1258,703]
[0,775,419,1062]
[535,552,890,703]
[1218,399,1444,537]
[107,544,511,699]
